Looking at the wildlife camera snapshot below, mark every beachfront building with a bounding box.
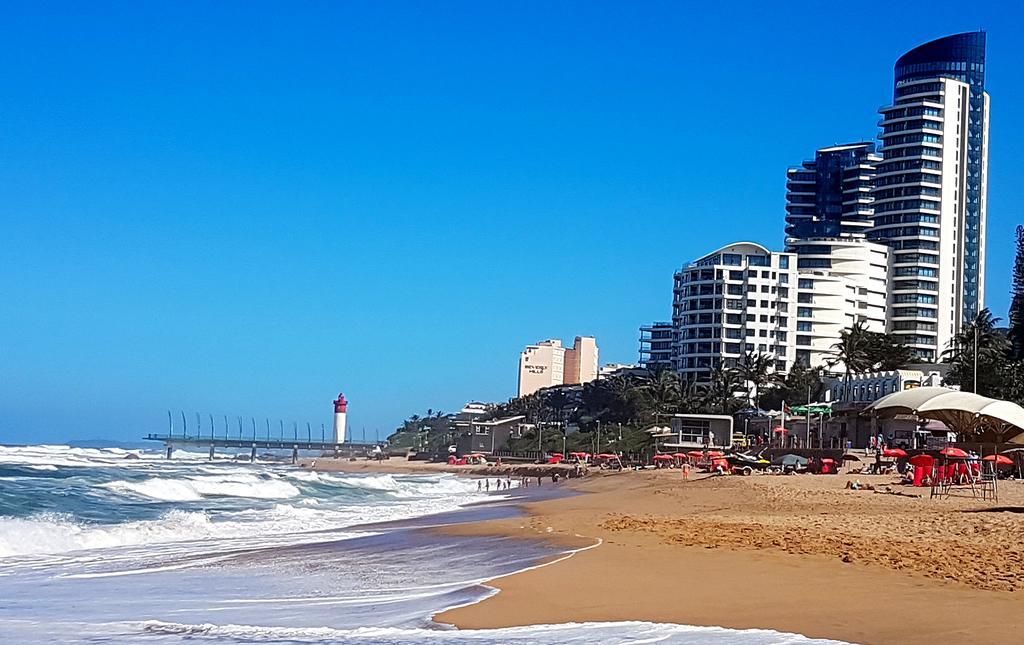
[785,142,880,241]
[822,367,950,449]
[563,336,599,385]
[518,340,565,397]
[518,336,599,397]
[869,32,989,361]
[824,368,946,405]
[784,142,891,368]
[642,242,798,381]
[638,322,674,372]
[788,240,890,368]
[454,415,527,455]
[639,239,891,377]
[599,362,641,377]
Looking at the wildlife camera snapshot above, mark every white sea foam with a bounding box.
[101,475,300,501]
[137,619,851,643]
[0,511,218,558]
[0,444,199,468]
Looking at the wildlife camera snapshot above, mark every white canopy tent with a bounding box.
[867,387,1024,443]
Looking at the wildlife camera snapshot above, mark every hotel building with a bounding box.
[651,242,798,380]
[639,32,990,379]
[518,336,599,397]
[869,32,989,360]
[785,142,891,367]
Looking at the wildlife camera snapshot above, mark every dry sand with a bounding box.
[429,469,1024,644]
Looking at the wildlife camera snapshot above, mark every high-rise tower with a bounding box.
[870,32,989,361]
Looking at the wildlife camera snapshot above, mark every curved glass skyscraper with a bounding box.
[870,32,989,361]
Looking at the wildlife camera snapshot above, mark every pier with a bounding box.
[143,433,379,463]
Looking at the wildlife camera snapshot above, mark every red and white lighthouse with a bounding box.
[333,393,348,443]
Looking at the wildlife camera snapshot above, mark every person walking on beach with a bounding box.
[536,476,542,487]
[477,480,481,491]
[485,479,490,492]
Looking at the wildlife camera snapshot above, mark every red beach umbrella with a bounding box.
[909,453,935,467]
[939,447,969,459]
[772,426,788,434]
[983,454,1013,465]
[882,448,907,458]
[653,455,674,461]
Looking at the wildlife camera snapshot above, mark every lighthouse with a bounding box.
[333,393,348,443]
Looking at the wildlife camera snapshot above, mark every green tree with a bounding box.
[864,332,914,372]
[943,309,1010,396]
[737,351,776,409]
[700,367,745,414]
[828,321,874,401]
[761,363,825,411]
[1009,226,1024,361]
[635,369,683,420]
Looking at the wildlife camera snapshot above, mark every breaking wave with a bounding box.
[101,474,301,501]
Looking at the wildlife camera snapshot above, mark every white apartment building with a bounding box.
[669,242,797,380]
[517,336,599,397]
[640,240,890,377]
[788,238,890,369]
[869,32,989,361]
[518,340,565,397]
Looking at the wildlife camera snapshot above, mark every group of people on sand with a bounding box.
[477,477,514,492]
[476,470,581,492]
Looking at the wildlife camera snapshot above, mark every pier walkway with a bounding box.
[143,433,379,463]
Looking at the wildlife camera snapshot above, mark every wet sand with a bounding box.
[433,469,1024,645]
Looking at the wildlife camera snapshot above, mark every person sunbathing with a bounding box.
[845,479,875,491]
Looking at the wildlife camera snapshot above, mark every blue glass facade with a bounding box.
[785,142,877,241]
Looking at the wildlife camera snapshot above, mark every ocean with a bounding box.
[0,445,845,644]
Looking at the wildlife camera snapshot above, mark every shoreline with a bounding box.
[315,459,1024,645]
[434,471,1024,644]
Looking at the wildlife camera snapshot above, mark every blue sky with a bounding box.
[2,2,1022,444]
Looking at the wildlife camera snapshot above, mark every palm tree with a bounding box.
[701,367,744,414]
[868,333,914,372]
[942,309,1010,395]
[737,351,775,410]
[636,369,683,421]
[828,322,874,402]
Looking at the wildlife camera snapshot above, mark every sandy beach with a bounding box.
[309,459,1024,644]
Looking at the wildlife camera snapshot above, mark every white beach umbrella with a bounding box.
[865,387,959,417]
[913,391,995,434]
[973,400,1024,443]
[867,387,1024,442]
